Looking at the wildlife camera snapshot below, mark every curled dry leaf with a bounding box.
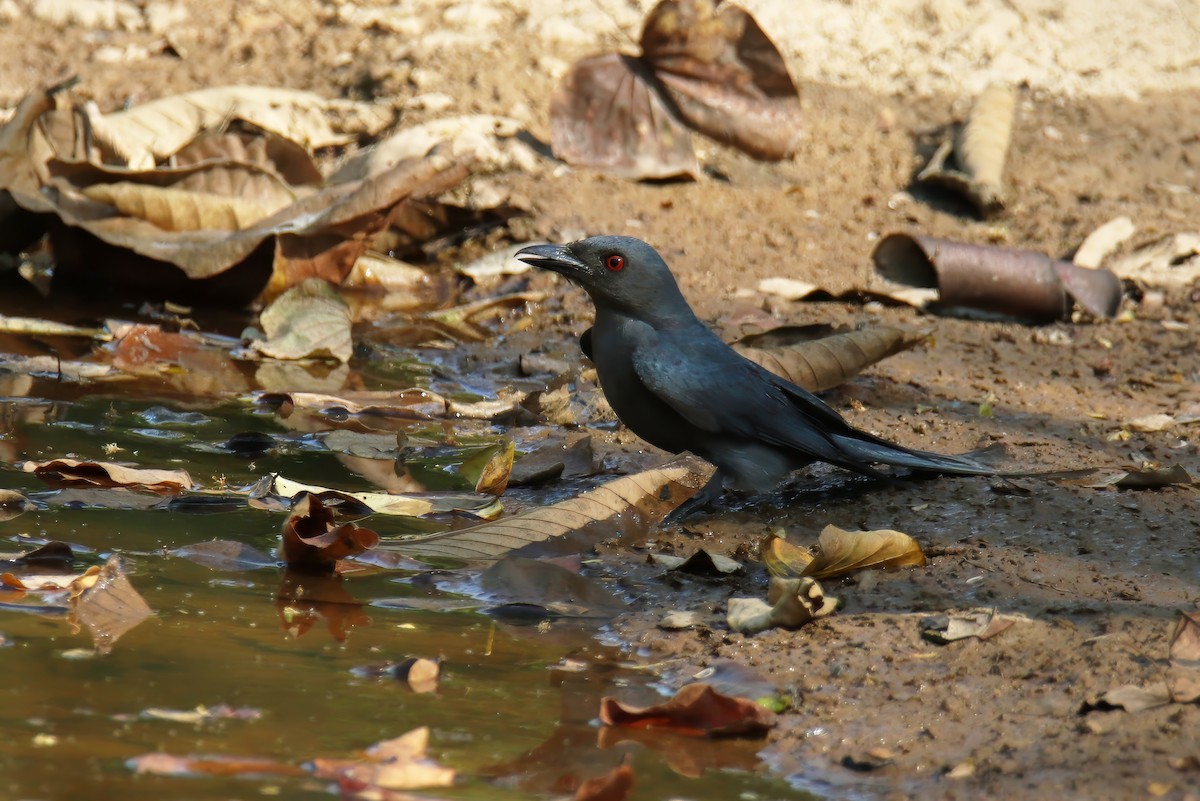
[466,441,515,496]
[280,494,381,574]
[915,83,1015,218]
[802,524,927,580]
[251,278,353,362]
[733,324,930,392]
[726,576,837,634]
[873,233,1123,321]
[551,0,800,179]
[1074,216,1137,268]
[390,456,712,561]
[22,458,193,493]
[600,683,775,738]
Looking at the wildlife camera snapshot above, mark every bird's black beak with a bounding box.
[515,243,590,276]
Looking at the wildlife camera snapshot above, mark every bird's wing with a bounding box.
[630,325,842,441]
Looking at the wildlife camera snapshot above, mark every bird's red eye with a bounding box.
[605,254,625,271]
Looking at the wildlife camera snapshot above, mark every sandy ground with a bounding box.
[2,0,1199,798]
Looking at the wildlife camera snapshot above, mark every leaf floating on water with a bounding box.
[127,752,306,778]
[140,704,263,724]
[600,683,775,738]
[169,540,278,571]
[312,726,456,791]
[0,314,109,339]
[574,762,635,801]
[726,576,837,634]
[21,458,193,494]
[70,555,154,654]
[464,441,515,496]
[350,657,440,694]
[391,456,713,560]
[802,525,928,580]
[280,494,380,574]
[0,489,36,522]
[252,473,503,519]
[251,278,353,362]
[734,325,930,392]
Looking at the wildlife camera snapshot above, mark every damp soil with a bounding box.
[2,2,1199,800]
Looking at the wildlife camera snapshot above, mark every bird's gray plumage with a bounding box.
[517,236,993,514]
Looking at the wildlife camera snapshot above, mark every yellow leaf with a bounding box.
[802,524,927,580]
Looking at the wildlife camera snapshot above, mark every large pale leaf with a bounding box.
[22,458,193,493]
[81,182,278,231]
[391,457,712,560]
[42,152,469,303]
[727,576,837,634]
[733,325,930,392]
[252,278,353,362]
[83,87,394,169]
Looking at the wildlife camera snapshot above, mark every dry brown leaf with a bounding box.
[0,489,36,522]
[22,458,193,493]
[801,524,927,579]
[550,0,800,179]
[81,182,278,231]
[128,753,306,778]
[42,152,469,305]
[83,86,393,169]
[313,727,456,792]
[734,325,929,392]
[392,456,713,560]
[600,683,775,737]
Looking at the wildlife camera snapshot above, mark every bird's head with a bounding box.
[516,236,691,319]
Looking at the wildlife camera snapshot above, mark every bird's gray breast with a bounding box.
[588,314,703,455]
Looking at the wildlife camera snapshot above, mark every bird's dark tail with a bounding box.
[830,433,997,476]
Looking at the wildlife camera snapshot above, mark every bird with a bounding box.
[516,235,996,520]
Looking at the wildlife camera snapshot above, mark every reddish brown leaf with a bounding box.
[599,683,775,737]
[641,0,801,160]
[280,494,380,573]
[550,0,800,179]
[574,763,634,801]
